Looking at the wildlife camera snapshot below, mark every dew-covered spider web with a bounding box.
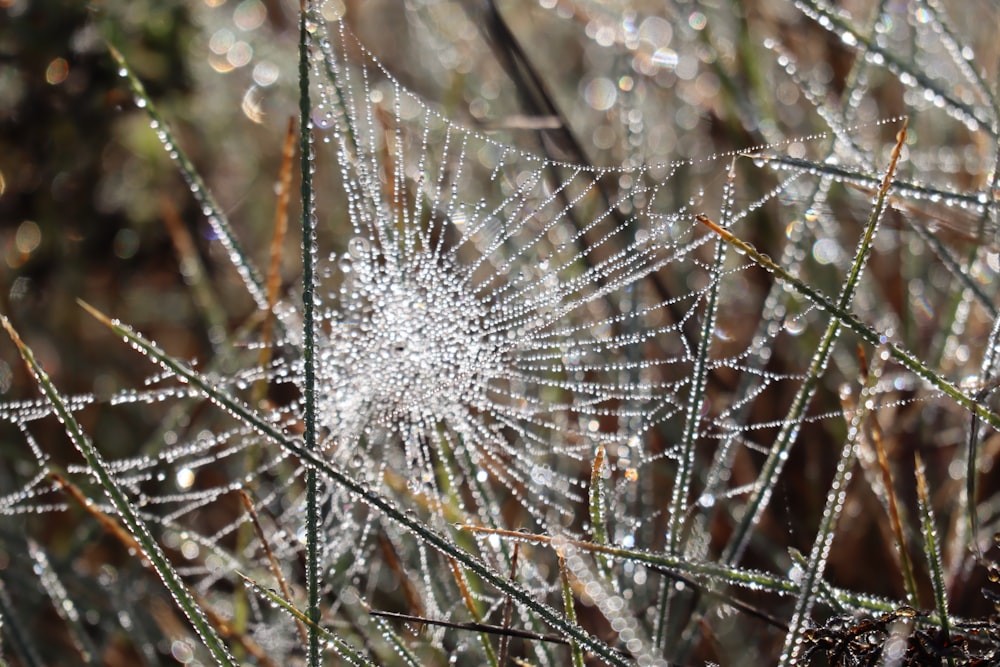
[2,0,1000,664]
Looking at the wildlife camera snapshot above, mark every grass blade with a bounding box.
[588,444,612,579]
[857,347,920,606]
[658,159,734,652]
[255,116,298,401]
[462,526,916,620]
[695,214,1000,433]
[238,490,309,645]
[160,197,230,350]
[558,554,586,667]
[297,3,322,665]
[778,345,886,664]
[447,557,500,666]
[915,453,954,665]
[497,543,520,666]
[0,576,45,667]
[794,0,996,134]
[367,615,423,667]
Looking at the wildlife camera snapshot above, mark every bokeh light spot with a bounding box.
[15,220,40,254]
[45,58,69,85]
[226,41,253,68]
[209,28,234,55]
[252,60,279,86]
[233,0,266,32]
[113,228,139,259]
[688,12,707,30]
[583,77,617,111]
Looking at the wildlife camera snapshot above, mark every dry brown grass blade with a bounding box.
[885,118,908,194]
[231,116,294,639]
[49,472,277,667]
[50,471,142,554]
[255,116,297,403]
[448,555,481,620]
[858,344,920,607]
[160,196,198,280]
[446,555,501,664]
[238,489,309,645]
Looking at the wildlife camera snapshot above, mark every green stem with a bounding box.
[657,162,733,652]
[558,555,586,667]
[780,349,886,664]
[298,4,322,665]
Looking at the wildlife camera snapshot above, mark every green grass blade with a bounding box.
[368,616,423,667]
[558,555,586,667]
[0,576,45,667]
[786,548,847,615]
[297,3,322,665]
[462,526,921,620]
[906,218,997,324]
[963,140,1000,560]
[779,439,857,665]
[657,161,733,652]
[752,154,996,228]
[307,10,360,158]
[915,453,955,665]
[668,171,731,556]
[1,316,238,667]
[913,0,1000,125]
[794,0,996,134]
[588,444,612,579]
